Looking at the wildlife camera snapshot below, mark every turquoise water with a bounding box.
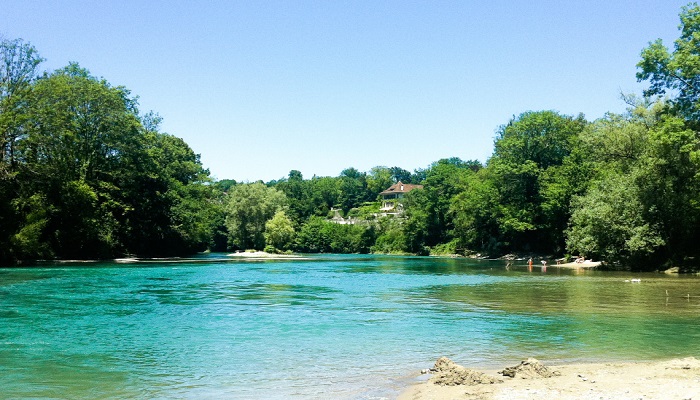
[2,254,700,399]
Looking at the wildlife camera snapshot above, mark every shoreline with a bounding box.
[398,357,700,400]
[555,260,601,268]
[226,251,305,259]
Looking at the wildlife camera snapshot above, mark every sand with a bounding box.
[226,251,305,259]
[399,357,700,400]
[556,260,602,268]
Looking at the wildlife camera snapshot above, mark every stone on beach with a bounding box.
[499,358,560,379]
[429,357,502,386]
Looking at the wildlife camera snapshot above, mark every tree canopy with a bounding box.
[3,3,700,272]
[0,38,220,263]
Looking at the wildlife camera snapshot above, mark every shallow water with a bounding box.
[2,254,699,399]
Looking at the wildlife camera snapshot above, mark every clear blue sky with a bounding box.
[2,1,691,182]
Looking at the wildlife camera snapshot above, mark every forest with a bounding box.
[2,5,700,271]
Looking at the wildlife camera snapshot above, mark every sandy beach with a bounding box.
[226,251,305,259]
[399,357,700,400]
[556,260,602,268]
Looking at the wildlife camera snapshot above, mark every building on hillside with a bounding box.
[330,208,357,225]
[379,181,423,214]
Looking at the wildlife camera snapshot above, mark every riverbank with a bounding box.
[399,357,700,400]
[556,260,601,268]
[226,251,304,259]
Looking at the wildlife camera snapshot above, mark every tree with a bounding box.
[451,171,501,254]
[566,173,665,269]
[537,149,595,253]
[578,108,652,173]
[633,4,700,268]
[493,111,586,170]
[637,3,700,121]
[308,176,340,216]
[294,216,331,252]
[566,99,700,269]
[0,37,43,263]
[366,166,394,200]
[372,216,408,254]
[214,179,237,192]
[338,167,368,214]
[634,113,700,265]
[389,166,413,183]
[274,170,312,225]
[403,158,474,252]
[484,110,587,253]
[1,37,43,170]
[295,216,373,253]
[225,183,287,250]
[265,210,295,251]
[116,128,216,257]
[2,60,217,261]
[0,40,226,264]
[13,63,145,258]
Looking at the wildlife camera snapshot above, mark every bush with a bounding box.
[295,216,374,253]
[430,239,459,256]
[371,216,407,254]
[263,245,280,254]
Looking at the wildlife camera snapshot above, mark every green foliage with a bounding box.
[366,166,394,200]
[308,176,340,216]
[486,111,588,253]
[538,150,595,253]
[10,194,52,260]
[274,170,313,225]
[6,4,700,272]
[637,3,700,120]
[265,210,295,251]
[371,218,407,254]
[338,167,369,214]
[451,171,502,254]
[225,183,288,250]
[346,202,380,219]
[566,173,666,269]
[389,166,413,183]
[17,65,144,258]
[635,114,700,264]
[429,239,460,256]
[1,37,43,172]
[295,216,373,253]
[493,110,585,169]
[0,39,219,263]
[263,244,279,254]
[214,179,237,192]
[402,158,475,252]
[567,101,700,269]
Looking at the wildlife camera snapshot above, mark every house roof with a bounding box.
[379,181,423,196]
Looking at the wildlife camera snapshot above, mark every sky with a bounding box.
[2,1,692,182]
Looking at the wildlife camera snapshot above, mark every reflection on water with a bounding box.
[1,255,699,399]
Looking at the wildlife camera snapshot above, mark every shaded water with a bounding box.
[2,254,700,399]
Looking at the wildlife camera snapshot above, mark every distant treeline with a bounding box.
[2,4,700,270]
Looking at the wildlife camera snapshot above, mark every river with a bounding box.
[2,254,699,399]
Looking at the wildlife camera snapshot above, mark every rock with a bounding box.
[499,358,560,379]
[432,356,456,372]
[665,357,700,371]
[429,357,502,386]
